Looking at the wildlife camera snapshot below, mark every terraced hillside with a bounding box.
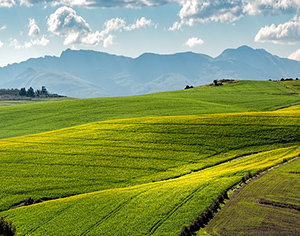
[0,80,299,235]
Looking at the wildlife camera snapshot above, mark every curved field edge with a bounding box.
[2,146,300,236]
[0,80,299,139]
[202,157,300,236]
[0,106,300,211]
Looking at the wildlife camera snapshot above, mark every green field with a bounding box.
[1,80,300,139]
[0,80,299,235]
[278,80,300,94]
[2,146,300,235]
[203,158,300,236]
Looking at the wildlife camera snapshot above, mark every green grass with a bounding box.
[0,105,299,235]
[0,106,299,211]
[0,80,299,235]
[203,158,300,236]
[0,97,73,107]
[3,146,300,236]
[0,80,299,139]
[278,80,300,94]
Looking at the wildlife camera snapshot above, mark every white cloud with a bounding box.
[255,16,300,44]
[0,41,4,48]
[10,38,22,49]
[25,35,50,48]
[0,25,7,30]
[167,0,300,29]
[0,0,15,7]
[244,0,300,15]
[178,0,245,25]
[10,35,49,49]
[19,0,176,8]
[47,6,91,37]
[125,17,153,31]
[168,21,182,31]
[28,18,40,37]
[103,18,126,34]
[47,6,102,45]
[288,49,300,61]
[185,37,204,47]
[47,7,154,47]
[103,34,115,48]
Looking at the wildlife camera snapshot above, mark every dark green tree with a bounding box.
[41,86,48,95]
[35,89,41,96]
[0,216,16,236]
[19,87,26,96]
[26,87,35,97]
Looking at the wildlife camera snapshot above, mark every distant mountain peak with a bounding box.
[217,45,273,61]
[1,46,300,98]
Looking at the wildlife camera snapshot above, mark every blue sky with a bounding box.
[0,0,300,66]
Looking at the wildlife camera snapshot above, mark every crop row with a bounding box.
[3,146,300,235]
[0,80,299,139]
[0,106,299,212]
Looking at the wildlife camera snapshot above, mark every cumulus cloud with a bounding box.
[0,41,4,48]
[25,35,50,48]
[167,0,300,29]
[288,49,300,61]
[19,0,176,8]
[10,38,22,49]
[103,18,126,34]
[47,7,154,47]
[28,18,40,37]
[255,16,300,44]
[185,37,204,47]
[168,21,182,31]
[125,17,153,31]
[10,35,49,49]
[47,6,102,45]
[0,0,15,7]
[103,34,115,48]
[48,7,91,37]
[0,25,7,30]
[179,0,244,25]
[244,0,300,15]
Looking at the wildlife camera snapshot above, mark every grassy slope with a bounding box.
[203,158,300,236]
[0,97,73,107]
[0,80,299,235]
[0,106,299,235]
[0,80,299,139]
[3,147,300,236]
[278,80,300,94]
[0,106,299,211]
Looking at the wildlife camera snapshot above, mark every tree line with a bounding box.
[179,171,253,236]
[19,86,49,97]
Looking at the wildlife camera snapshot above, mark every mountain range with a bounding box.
[1,45,300,98]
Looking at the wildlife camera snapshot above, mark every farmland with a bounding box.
[1,80,300,139]
[203,158,300,236]
[0,80,299,235]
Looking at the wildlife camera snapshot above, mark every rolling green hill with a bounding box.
[0,105,300,235]
[203,158,300,236]
[0,80,299,235]
[0,80,299,139]
[3,147,299,236]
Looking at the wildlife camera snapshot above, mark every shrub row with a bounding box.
[179,190,228,236]
[179,171,257,236]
